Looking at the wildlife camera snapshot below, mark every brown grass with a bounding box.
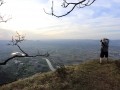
[0,59,120,90]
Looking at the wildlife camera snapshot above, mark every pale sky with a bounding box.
[0,0,120,40]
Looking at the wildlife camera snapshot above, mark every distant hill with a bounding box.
[0,59,120,90]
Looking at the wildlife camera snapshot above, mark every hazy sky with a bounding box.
[0,0,120,40]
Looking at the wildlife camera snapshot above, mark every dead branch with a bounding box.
[0,53,49,65]
[44,0,96,18]
[0,0,12,22]
[0,15,12,23]
[0,32,49,65]
[0,0,5,6]
[10,31,28,56]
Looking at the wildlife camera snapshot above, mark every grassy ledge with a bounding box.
[0,59,120,90]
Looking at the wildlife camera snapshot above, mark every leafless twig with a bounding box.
[0,32,49,65]
[0,0,12,22]
[44,0,96,18]
[0,0,5,6]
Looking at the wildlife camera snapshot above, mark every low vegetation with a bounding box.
[0,59,120,90]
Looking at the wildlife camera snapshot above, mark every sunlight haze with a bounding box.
[0,0,120,40]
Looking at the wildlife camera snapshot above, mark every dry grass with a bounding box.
[0,59,120,90]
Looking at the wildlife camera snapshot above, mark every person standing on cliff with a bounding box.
[100,38,109,64]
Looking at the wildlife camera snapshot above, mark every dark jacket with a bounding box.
[101,39,109,52]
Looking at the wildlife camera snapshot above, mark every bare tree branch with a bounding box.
[0,0,5,6]
[0,32,49,65]
[44,0,96,18]
[0,54,49,65]
[0,0,12,22]
[10,31,28,56]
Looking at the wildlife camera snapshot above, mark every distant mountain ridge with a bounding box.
[0,39,120,46]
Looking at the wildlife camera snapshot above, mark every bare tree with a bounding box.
[44,0,96,18]
[0,32,49,65]
[0,0,11,22]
